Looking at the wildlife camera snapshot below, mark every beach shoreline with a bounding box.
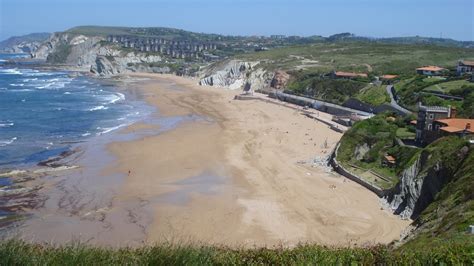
[5,72,410,248]
[105,73,410,247]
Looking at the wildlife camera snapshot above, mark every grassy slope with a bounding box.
[239,42,474,75]
[396,75,474,117]
[240,42,474,106]
[285,72,367,105]
[0,240,472,265]
[336,114,412,188]
[423,79,470,93]
[401,138,474,248]
[66,26,222,42]
[356,84,390,106]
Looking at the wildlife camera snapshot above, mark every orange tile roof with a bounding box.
[335,71,368,78]
[460,60,474,67]
[410,120,417,125]
[436,118,474,133]
[381,74,398,79]
[440,126,464,133]
[384,155,396,162]
[416,66,446,72]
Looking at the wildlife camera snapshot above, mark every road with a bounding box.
[386,85,412,115]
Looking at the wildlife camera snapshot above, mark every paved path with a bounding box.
[386,85,412,115]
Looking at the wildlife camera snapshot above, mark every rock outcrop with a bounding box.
[384,138,470,220]
[270,70,290,90]
[32,33,104,66]
[33,32,164,76]
[199,59,286,92]
[0,32,50,54]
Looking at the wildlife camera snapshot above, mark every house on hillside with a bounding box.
[416,66,446,76]
[414,104,473,144]
[457,60,474,75]
[380,74,399,84]
[382,155,396,168]
[433,118,474,139]
[415,104,452,144]
[331,71,368,79]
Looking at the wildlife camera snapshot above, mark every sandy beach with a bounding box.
[14,73,409,247]
[108,74,408,246]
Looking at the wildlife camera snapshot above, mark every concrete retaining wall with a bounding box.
[269,92,373,117]
[329,143,388,197]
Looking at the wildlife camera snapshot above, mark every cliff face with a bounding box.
[384,137,470,220]
[0,33,50,54]
[33,33,104,66]
[33,33,164,76]
[199,59,288,92]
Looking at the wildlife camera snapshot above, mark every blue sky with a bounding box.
[0,0,473,41]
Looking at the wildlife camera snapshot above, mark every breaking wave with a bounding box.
[0,137,17,147]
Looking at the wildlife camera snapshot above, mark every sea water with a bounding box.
[0,54,150,167]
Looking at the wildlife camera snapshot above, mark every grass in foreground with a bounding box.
[0,240,472,265]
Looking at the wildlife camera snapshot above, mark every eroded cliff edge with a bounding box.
[32,32,165,76]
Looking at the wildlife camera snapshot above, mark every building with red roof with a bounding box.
[416,66,446,76]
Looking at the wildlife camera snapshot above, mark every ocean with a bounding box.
[0,53,149,167]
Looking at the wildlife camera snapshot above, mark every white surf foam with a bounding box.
[100,92,126,105]
[0,137,17,147]
[89,105,109,111]
[96,124,127,135]
[0,69,21,75]
[0,122,14,128]
[9,89,33,92]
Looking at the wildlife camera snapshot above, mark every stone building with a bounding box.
[415,104,452,144]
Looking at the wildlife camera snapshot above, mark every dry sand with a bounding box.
[105,73,409,247]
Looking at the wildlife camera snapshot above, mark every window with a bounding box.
[429,114,434,119]
[428,124,432,130]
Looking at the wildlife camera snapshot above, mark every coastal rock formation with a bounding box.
[384,139,470,220]
[199,59,279,91]
[0,33,50,54]
[32,32,104,66]
[199,60,258,89]
[385,157,423,219]
[90,51,163,76]
[33,32,164,76]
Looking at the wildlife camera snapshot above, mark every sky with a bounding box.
[0,0,473,41]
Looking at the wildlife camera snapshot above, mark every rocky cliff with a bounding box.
[32,32,164,76]
[198,59,289,92]
[0,33,50,54]
[384,136,470,220]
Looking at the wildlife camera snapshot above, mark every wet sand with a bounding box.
[13,74,409,247]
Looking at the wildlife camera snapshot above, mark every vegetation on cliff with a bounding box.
[402,137,474,250]
[336,113,417,188]
[336,114,473,256]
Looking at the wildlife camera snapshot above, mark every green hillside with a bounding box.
[239,42,474,74]
[66,26,222,42]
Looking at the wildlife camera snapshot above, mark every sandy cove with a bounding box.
[104,73,409,247]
